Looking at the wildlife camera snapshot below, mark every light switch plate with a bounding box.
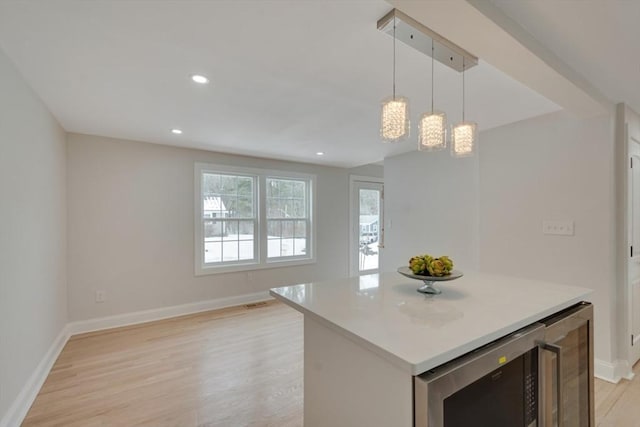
[542,220,574,236]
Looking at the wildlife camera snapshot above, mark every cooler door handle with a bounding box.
[543,343,563,427]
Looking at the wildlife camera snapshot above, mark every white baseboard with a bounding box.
[0,325,70,427]
[66,291,272,336]
[595,358,635,384]
[1,291,272,427]
[614,359,635,381]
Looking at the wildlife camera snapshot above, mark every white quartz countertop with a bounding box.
[270,271,592,376]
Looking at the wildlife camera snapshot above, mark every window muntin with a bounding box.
[195,164,314,275]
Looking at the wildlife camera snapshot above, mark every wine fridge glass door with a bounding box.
[541,305,593,427]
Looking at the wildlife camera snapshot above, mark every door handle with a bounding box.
[542,343,563,427]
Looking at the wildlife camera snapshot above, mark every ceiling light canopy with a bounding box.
[377,9,478,73]
[190,74,209,84]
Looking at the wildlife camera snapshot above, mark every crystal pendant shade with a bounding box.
[451,121,477,157]
[418,111,446,151]
[380,96,410,143]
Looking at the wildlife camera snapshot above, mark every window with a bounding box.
[267,178,309,259]
[201,172,257,265]
[195,163,314,275]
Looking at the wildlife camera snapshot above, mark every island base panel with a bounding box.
[303,316,413,427]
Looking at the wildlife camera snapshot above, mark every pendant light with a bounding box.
[418,39,446,151]
[380,17,409,143]
[451,58,477,157]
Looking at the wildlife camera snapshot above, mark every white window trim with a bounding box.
[195,162,316,276]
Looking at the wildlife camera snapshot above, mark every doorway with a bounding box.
[349,176,384,276]
[629,136,640,365]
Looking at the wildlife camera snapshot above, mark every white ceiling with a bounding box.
[489,0,640,115]
[0,0,561,168]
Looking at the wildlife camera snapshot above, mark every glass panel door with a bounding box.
[359,187,381,272]
[443,352,534,427]
[350,180,383,276]
[544,323,590,427]
[541,304,593,427]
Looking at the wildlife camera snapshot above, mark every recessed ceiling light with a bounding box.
[171,128,183,135]
[191,74,209,84]
[316,152,325,156]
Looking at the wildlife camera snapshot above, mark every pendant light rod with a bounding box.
[431,39,434,112]
[462,58,465,122]
[392,17,396,99]
[377,8,478,73]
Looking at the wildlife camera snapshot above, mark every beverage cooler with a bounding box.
[539,302,594,427]
[414,302,594,427]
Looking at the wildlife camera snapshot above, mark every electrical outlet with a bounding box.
[95,290,106,303]
[542,220,574,236]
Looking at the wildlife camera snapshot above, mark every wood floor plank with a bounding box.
[22,301,303,427]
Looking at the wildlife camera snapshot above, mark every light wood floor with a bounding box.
[23,300,640,426]
[23,301,303,427]
[595,362,640,427]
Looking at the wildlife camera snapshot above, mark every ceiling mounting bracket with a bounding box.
[377,8,478,73]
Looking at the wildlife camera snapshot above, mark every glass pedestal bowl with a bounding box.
[397,267,463,294]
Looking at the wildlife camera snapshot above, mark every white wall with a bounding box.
[383,149,480,273]
[66,133,382,321]
[383,110,618,368]
[479,111,616,364]
[0,50,67,421]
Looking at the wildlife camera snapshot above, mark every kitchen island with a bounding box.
[270,271,592,427]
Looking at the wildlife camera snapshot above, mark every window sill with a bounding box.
[195,257,316,276]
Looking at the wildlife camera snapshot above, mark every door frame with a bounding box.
[628,136,640,364]
[616,103,640,380]
[349,175,384,276]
